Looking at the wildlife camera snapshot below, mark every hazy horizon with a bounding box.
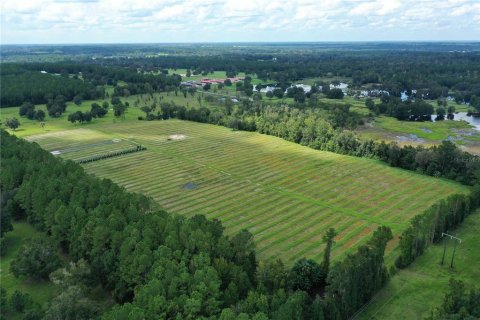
[2,40,480,46]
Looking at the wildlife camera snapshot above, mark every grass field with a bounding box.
[355,210,480,320]
[0,222,59,319]
[357,115,480,153]
[23,119,469,265]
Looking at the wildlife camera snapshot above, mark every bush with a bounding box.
[10,237,61,279]
[10,290,32,313]
[44,286,98,320]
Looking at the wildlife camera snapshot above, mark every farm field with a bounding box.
[355,210,480,320]
[25,119,469,265]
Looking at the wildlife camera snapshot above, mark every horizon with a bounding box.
[2,40,480,47]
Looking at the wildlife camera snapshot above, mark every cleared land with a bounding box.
[26,120,469,265]
[355,210,480,320]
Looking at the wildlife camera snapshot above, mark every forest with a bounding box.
[96,50,480,103]
[0,63,181,107]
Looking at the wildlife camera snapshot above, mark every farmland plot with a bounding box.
[29,120,469,264]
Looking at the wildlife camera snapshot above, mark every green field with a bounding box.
[357,115,480,153]
[355,210,480,320]
[23,119,469,265]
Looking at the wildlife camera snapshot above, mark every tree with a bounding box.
[273,88,284,99]
[437,98,447,107]
[365,98,375,110]
[291,258,322,294]
[111,96,122,106]
[113,103,127,118]
[447,105,455,120]
[427,279,480,320]
[0,287,8,312]
[0,196,13,238]
[19,102,35,117]
[272,291,310,320]
[321,228,337,281]
[46,95,67,117]
[326,88,344,99]
[10,290,32,313]
[91,103,107,118]
[83,111,92,123]
[186,69,191,77]
[471,95,480,113]
[252,93,263,101]
[224,79,232,86]
[50,259,94,290]
[73,95,82,106]
[5,118,20,131]
[34,110,46,121]
[203,83,211,91]
[235,81,244,91]
[266,91,274,99]
[435,107,446,120]
[10,237,61,279]
[68,111,83,124]
[44,286,98,320]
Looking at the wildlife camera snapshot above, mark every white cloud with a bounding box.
[349,0,401,16]
[1,0,480,43]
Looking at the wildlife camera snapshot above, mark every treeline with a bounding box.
[1,130,397,319]
[75,145,146,164]
[396,193,478,268]
[97,51,480,101]
[0,71,103,107]
[142,99,480,185]
[0,63,181,107]
[367,96,436,121]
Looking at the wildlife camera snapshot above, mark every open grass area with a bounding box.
[373,116,475,140]
[167,69,248,81]
[0,222,59,319]
[24,119,469,265]
[357,115,480,153]
[355,210,480,320]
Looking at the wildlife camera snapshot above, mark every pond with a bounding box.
[432,112,480,130]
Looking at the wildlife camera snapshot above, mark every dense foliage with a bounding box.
[0,63,181,107]
[99,50,480,102]
[396,193,478,269]
[0,68,103,107]
[368,96,435,121]
[10,237,62,279]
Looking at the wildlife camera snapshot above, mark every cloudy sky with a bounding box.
[1,0,480,44]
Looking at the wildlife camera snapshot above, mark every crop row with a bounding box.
[33,120,468,264]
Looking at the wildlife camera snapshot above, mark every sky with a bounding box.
[1,0,480,44]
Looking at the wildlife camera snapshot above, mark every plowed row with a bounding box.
[29,120,469,264]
